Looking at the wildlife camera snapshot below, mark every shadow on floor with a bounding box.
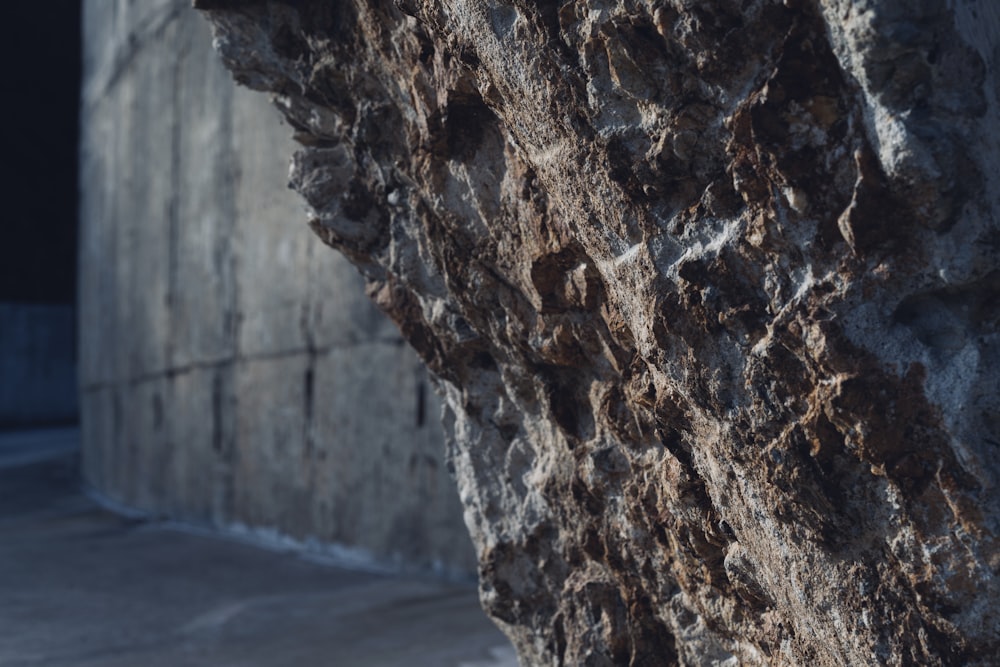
[0,430,517,667]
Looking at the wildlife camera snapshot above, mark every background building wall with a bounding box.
[0,5,80,429]
[78,0,474,575]
[0,304,77,428]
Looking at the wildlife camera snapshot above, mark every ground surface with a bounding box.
[0,429,516,667]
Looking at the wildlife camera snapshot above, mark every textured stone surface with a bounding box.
[78,1,474,576]
[199,0,1000,664]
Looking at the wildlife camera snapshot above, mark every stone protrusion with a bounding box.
[199,0,1000,664]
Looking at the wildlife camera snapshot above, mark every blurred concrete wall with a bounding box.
[0,304,77,428]
[78,0,474,575]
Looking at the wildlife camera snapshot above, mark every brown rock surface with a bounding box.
[197,0,1000,664]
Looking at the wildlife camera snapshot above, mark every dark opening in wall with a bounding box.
[0,5,81,304]
[0,5,82,429]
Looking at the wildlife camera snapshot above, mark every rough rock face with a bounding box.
[197,0,1000,664]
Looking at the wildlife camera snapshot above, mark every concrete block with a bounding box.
[231,86,312,357]
[231,354,311,535]
[307,251,404,350]
[110,20,178,380]
[79,1,475,577]
[169,16,241,367]
[311,344,476,573]
[78,92,121,387]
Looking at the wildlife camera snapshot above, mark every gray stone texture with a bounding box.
[197,0,1000,664]
[78,0,475,575]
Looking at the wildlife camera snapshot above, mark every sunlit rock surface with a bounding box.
[199,0,1000,664]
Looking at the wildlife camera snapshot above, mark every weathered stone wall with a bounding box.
[198,0,1000,664]
[78,0,475,575]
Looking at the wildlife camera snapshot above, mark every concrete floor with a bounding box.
[0,430,517,667]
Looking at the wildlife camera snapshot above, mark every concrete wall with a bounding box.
[0,304,77,428]
[78,0,474,575]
